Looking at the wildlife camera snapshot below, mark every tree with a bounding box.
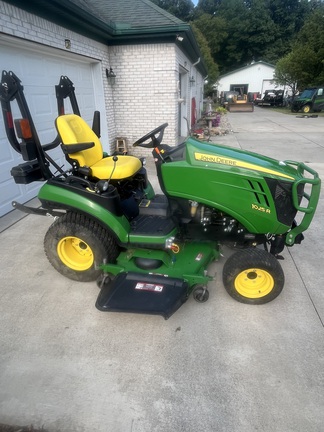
[265,0,313,60]
[293,7,324,87]
[155,0,319,78]
[273,7,324,90]
[196,0,222,15]
[152,0,195,21]
[191,23,220,94]
[213,0,251,72]
[273,53,299,97]
[192,13,228,61]
[244,0,278,63]
[267,0,310,35]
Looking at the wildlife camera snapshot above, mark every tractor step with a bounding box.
[95,272,189,319]
[130,213,175,235]
[139,194,169,217]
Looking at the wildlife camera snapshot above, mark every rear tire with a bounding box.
[44,212,119,282]
[222,248,284,304]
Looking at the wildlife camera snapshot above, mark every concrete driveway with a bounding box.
[0,106,323,432]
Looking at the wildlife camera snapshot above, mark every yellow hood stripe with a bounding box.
[194,152,294,180]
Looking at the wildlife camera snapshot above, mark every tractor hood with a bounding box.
[185,137,298,181]
[160,137,320,236]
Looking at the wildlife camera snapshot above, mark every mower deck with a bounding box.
[96,272,189,319]
[97,241,219,318]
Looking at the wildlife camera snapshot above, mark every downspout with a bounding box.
[190,58,200,82]
[193,57,200,67]
[190,58,201,127]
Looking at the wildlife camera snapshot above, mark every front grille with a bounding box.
[266,178,304,226]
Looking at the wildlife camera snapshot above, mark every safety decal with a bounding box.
[195,253,203,261]
[135,282,164,293]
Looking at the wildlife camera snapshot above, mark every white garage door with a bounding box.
[0,37,107,217]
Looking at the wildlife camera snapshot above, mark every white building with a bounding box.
[216,61,283,100]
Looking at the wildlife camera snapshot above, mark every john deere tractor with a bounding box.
[1,70,320,318]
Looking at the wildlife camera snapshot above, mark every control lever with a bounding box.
[95,156,118,193]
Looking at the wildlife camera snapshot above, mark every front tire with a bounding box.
[222,248,284,304]
[44,212,119,282]
[302,104,311,113]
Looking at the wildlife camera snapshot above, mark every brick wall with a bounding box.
[109,43,178,157]
[110,43,205,157]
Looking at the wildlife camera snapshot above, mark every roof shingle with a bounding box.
[68,0,185,31]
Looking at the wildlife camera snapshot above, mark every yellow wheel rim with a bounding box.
[235,268,274,299]
[303,105,310,113]
[57,236,94,271]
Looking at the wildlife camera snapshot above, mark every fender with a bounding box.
[38,181,130,243]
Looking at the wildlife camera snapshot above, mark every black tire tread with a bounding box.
[222,248,285,305]
[44,212,119,282]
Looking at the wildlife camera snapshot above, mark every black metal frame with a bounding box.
[0,70,54,179]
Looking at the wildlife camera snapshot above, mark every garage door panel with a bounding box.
[0,178,32,217]
[0,118,19,184]
[22,56,56,86]
[0,46,23,77]
[32,94,53,116]
[1,180,43,216]
[0,40,104,217]
[31,91,58,139]
[0,160,15,184]
[1,178,21,204]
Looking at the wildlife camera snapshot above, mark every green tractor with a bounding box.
[1,71,321,318]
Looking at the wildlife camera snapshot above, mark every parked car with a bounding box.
[254,89,284,107]
[291,87,324,113]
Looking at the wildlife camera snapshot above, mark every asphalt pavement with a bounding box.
[0,106,323,432]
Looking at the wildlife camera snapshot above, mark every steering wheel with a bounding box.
[133,123,168,148]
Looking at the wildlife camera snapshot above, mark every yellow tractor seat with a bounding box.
[55,114,141,180]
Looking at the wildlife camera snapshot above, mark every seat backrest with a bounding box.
[55,114,103,167]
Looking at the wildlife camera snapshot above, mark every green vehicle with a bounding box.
[1,70,321,318]
[291,87,324,113]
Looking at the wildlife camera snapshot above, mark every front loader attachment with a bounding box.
[227,102,254,112]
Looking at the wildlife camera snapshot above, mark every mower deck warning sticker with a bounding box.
[135,282,164,293]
